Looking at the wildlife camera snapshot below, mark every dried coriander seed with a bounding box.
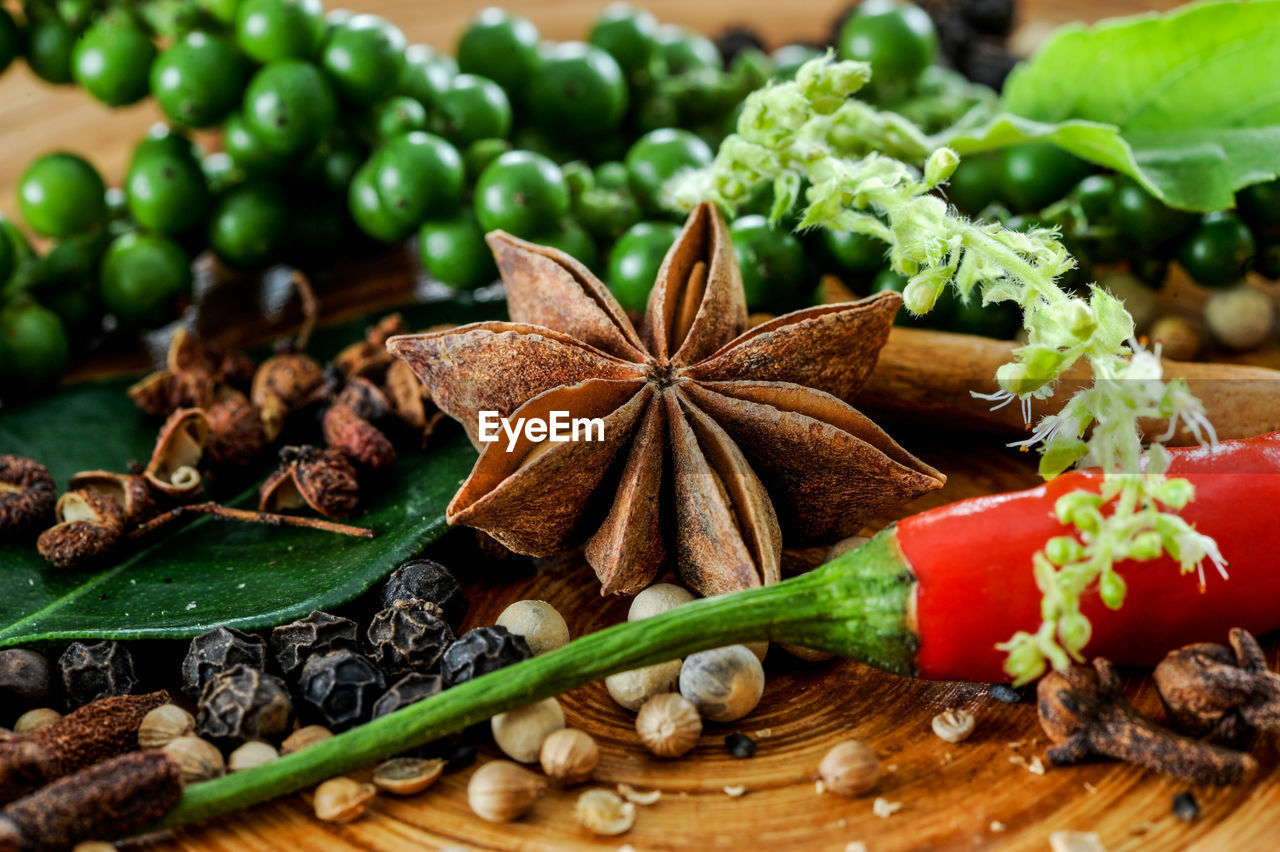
[0,648,50,708]
[441,626,531,685]
[372,757,445,795]
[467,760,545,823]
[491,697,565,764]
[575,789,635,836]
[298,649,384,731]
[269,611,358,682]
[313,776,377,823]
[605,660,682,712]
[635,693,702,758]
[197,665,293,744]
[137,704,196,749]
[366,599,455,677]
[180,627,267,698]
[725,732,758,758]
[495,600,570,655]
[281,724,334,754]
[540,729,599,786]
[163,735,226,784]
[371,672,445,719]
[679,645,764,723]
[381,559,468,632]
[13,706,61,734]
[59,641,137,708]
[229,740,280,772]
[932,708,976,743]
[819,740,881,797]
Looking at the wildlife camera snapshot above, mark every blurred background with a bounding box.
[0,0,1181,223]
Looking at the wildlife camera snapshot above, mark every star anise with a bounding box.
[387,202,944,597]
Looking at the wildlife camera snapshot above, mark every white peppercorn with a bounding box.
[495,600,570,655]
[605,660,682,712]
[679,645,765,722]
[490,697,565,763]
[1205,285,1275,350]
[228,740,279,772]
[627,584,695,621]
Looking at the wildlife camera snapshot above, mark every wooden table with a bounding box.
[9,1,1265,850]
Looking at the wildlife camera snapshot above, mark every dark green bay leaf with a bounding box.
[948,0,1280,211]
[0,291,502,648]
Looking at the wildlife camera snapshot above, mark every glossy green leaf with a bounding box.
[946,0,1280,211]
[0,296,502,648]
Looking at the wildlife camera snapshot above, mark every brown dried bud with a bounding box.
[0,691,170,805]
[67,471,155,526]
[251,353,325,441]
[259,447,360,519]
[205,389,268,468]
[0,457,56,540]
[37,491,126,569]
[323,405,396,473]
[0,750,183,852]
[144,408,209,500]
[384,360,428,432]
[334,377,391,422]
[333,314,406,379]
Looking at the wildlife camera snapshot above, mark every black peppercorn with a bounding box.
[432,740,477,771]
[381,559,468,632]
[181,626,267,698]
[1173,790,1200,822]
[58,640,138,708]
[0,648,50,710]
[441,626,531,686]
[269,610,359,681]
[298,649,384,731]
[367,599,455,678]
[197,664,293,744]
[372,672,445,719]
[987,683,1025,703]
[725,732,758,759]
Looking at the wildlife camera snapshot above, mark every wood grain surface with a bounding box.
[7,1,1273,851]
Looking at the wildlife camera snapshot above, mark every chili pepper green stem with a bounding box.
[154,529,915,831]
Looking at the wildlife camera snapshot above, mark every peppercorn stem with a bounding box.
[154,528,915,830]
[128,503,374,540]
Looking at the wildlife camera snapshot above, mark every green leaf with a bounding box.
[0,295,503,649]
[944,0,1280,211]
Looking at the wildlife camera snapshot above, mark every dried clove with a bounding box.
[36,492,125,569]
[66,471,155,526]
[0,691,169,804]
[1037,659,1257,785]
[323,404,396,473]
[143,408,210,500]
[0,750,183,852]
[0,458,56,540]
[259,446,360,519]
[1154,628,1280,748]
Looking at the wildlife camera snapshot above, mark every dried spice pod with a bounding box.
[66,471,155,526]
[204,389,268,468]
[334,376,392,423]
[366,599,455,678]
[128,369,189,418]
[251,352,325,441]
[323,404,396,473]
[127,329,220,417]
[441,627,532,686]
[180,627,268,699]
[298,650,384,731]
[386,202,943,597]
[371,672,445,719]
[36,491,125,569]
[381,560,468,632]
[0,749,183,852]
[197,665,293,744]
[259,446,360,519]
[269,611,359,682]
[0,691,168,805]
[333,314,406,379]
[384,359,430,432]
[58,642,137,708]
[0,457,56,540]
[144,408,210,500]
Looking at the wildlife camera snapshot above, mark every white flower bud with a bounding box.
[925,148,960,188]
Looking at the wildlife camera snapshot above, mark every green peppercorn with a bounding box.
[18,153,107,238]
[0,299,70,393]
[152,31,249,128]
[71,17,156,107]
[99,232,193,328]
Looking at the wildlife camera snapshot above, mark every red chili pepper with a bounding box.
[903,431,1280,681]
